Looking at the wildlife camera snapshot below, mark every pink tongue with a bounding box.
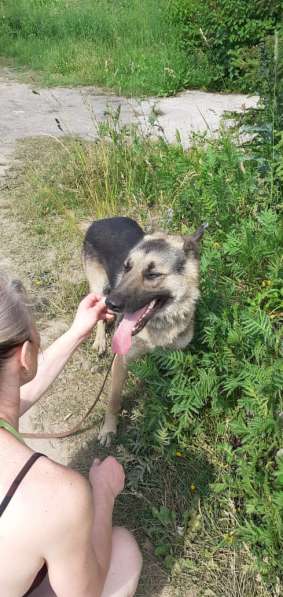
[112,306,147,355]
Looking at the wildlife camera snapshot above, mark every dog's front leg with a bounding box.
[98,354,128,447]
[92,319,107,355]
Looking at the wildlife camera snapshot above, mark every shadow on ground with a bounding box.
[70,388,215,597]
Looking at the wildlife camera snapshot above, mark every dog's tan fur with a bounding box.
[84,228,203,446]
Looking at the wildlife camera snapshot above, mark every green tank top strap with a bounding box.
[0,418,24,444]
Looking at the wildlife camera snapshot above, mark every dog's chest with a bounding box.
[127,319,194,361]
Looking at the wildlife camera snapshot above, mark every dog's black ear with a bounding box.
[183,223,208,256]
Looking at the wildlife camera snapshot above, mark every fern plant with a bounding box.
[129,42,282,582]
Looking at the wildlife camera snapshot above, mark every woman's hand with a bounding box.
[70,294,113,343]
[20,295,113,414]
[89,456,125,501]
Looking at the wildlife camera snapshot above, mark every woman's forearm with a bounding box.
[91,488,115,580]
[19,294,109,416]
[19,329,81,415]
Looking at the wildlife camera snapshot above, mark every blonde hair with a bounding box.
[0,272,33,369]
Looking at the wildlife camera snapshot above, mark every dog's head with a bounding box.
[106,224,207,353]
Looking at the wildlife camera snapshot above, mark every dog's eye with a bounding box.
[144,271,161,280]
[123,261,132,273]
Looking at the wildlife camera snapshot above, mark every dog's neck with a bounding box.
[148,304,195,331]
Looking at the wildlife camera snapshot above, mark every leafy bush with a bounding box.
[168,0,282,91]
[126,31,283,585]
[130,202,282,579]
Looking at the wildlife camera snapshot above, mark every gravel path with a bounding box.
[0,66,258,178]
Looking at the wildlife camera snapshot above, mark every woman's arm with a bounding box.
[20,328,82,415]
[89,457,125,578]
[45,457,125,597]
[20,294,111,415]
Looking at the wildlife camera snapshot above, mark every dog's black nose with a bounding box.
[105,296,124,313]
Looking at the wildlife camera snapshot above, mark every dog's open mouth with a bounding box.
[132,297,167,336]
[112,297,167,356]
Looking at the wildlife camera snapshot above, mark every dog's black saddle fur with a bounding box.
[83,217,144,288]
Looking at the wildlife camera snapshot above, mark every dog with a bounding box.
[83,216,206,446]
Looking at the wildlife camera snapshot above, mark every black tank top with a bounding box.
[0,452,48,596]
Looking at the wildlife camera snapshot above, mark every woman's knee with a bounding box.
[112,526,143,573]
[101,527,142,597]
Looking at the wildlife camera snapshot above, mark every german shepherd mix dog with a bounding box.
[83,217,207,446]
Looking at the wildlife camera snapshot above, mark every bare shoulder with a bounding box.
[28,455,93,532]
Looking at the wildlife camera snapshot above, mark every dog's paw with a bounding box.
[98,429,115,447]
[92,336,106,355]
[98,415,117,447]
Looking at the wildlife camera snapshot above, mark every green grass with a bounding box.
[0,0,280,94]
[0,0,189,96]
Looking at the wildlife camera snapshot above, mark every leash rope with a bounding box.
[22,355,115,440]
